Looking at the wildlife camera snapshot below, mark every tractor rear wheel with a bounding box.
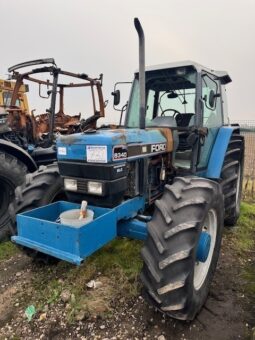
[221,133,244,226]
[8,163,66,262]
[140,176,223,321]
[0,152,27,241]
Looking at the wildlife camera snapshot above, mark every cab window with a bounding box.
[126,67,197,128]
[202,74,222,127]
[3,91,21,107]
[198,73,222,168]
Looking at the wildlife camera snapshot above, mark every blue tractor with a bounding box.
[9,19,244,320]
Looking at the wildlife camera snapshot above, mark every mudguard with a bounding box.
[0,140,37,172]
[205,126,238,179]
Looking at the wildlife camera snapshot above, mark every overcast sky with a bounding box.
[1,0,254,123]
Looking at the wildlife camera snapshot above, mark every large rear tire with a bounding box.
[221,133,244,226]
[140,176,223,321]
[8,163,66,261]
[0,152,27,241]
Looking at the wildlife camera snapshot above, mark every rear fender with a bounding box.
[205,126,239,179]
[0,139,37,172]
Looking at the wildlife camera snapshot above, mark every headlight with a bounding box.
[88,181,103,195]
[64,178,77,191]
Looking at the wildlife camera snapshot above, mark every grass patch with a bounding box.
[231,202,255,301]
[0,241,19,261]
[234,202,255,253]
[28,238,143,320]
[242,266,255,297]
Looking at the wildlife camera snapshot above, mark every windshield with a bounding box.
[126,67,197,128]
[3,91,21,107]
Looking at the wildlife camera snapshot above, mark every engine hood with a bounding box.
[56,128,173,163]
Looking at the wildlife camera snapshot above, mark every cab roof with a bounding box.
[136,60,232,85]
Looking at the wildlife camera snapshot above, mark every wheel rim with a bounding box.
[193,209,217,290]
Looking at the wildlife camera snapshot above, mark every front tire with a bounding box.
[8,163,66,261]
[0,152,27,241]
[140,177,223,321]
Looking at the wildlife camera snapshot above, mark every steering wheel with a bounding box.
[161,109,181,117]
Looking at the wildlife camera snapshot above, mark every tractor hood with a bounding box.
[56,128,173,163]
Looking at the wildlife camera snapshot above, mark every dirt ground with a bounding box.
[0,207,254,340]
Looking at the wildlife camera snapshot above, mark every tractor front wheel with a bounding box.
[0,152,27,241]
[140,176,223,320]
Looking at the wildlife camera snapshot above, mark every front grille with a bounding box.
[77,180,88,192]
[59,161,127,181]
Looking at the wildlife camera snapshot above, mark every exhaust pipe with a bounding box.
[134,18,145,130]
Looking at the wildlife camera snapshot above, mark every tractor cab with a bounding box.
[56,62,232,210]
[0,79,29,111]
[124,61,231,172]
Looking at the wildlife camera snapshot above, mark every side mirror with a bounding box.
[39,83,51,99]
[208,90,221,109]
[208,90,216,108]
[111,90,120,106]
[111,82,132,111]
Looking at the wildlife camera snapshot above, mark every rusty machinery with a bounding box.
[0,58,105,239]
[6,58,105,148]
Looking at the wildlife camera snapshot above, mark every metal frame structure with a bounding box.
[8,58,105,143]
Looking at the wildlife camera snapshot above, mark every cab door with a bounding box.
[198,72,223,168]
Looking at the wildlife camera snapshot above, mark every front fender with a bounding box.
[0,140,37,172]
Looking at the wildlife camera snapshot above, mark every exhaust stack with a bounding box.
[134,18,145,130]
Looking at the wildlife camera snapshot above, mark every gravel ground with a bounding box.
[0,225,254,340]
